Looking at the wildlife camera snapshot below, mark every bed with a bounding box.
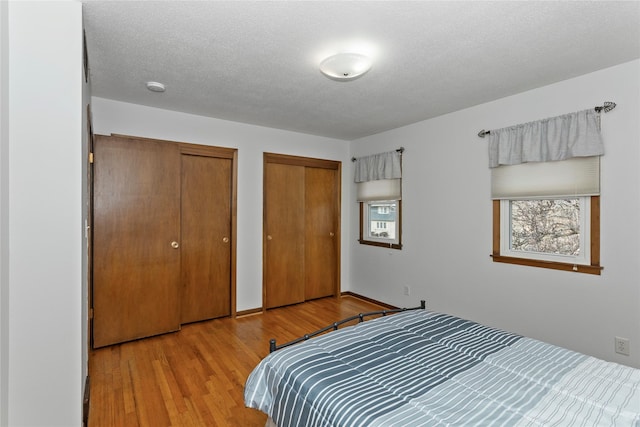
[244,304,640,426]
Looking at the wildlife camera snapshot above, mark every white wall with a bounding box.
[6,2,83,425]
[91,98,351,312]
[350,60,640,368]
[0,1,10,425]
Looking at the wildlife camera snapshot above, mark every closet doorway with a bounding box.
[92,134,236,347]
[263,153,341,309]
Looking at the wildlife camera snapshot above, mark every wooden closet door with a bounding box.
[264,162,305,309]
[264,154,341,309]
[181,154,232,323]
[93,135,181,348]
[305,167,338,300]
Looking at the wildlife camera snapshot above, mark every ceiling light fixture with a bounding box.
[319,53,372,81]
[146,81,166,92]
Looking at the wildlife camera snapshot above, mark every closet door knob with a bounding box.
[171,241,179,249]
[267,235,273,241]
[329,232,335,237]
[222,237,229,243]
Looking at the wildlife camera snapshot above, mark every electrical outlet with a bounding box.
[403,285,410,296]
[615,336,630,356]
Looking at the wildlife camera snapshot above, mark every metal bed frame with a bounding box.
[269,300,426,353]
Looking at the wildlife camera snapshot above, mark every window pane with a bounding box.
[368,202,396,239]
[510,199,580,256]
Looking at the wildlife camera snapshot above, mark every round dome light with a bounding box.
[319,53,372,81]
[146,81,166,92]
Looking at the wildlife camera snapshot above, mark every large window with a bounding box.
[494,196,600,274]
[487,108,604,274]
[491,157,601,274]
[508,199,584,258]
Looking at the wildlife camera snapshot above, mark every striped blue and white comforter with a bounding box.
[245,310,640,426]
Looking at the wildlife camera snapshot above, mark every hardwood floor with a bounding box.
[88,295,387,427]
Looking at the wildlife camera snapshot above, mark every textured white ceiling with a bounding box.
[82,1,640,140]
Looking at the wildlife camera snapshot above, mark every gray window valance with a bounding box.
[354,150,402,183]
[488,109,604,168]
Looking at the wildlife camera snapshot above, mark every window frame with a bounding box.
[359,200,402,249]
[500,197,590,264]
[492,196,601,275]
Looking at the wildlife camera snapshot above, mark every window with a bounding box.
[493,197,600,274]
[377,206,390,215]
[360,200,401,248]
[491,158,601,275]
[487,108,604,274]
[508,199,584,258]
[354,150,403,249]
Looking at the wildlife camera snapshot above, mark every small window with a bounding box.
[377,206,390,214]
[360,200,401,248]
[354,150,402,249]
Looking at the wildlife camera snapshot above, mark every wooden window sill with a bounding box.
[491,254,602,275]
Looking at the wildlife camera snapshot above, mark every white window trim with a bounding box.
[363,200,399,246]
[499,197,591,265]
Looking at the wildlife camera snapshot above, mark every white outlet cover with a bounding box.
[615,336,630,356]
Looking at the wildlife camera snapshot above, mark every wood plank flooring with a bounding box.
[88,295,387,427]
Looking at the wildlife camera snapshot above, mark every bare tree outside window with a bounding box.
[510,199,580,256]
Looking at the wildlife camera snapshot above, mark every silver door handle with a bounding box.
[171,241,179,249]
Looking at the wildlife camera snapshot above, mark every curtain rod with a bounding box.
[352,147,404,162]
[477,101,617,138]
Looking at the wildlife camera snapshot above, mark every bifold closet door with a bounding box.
[93,136,181,348]
[180,154,232,323]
